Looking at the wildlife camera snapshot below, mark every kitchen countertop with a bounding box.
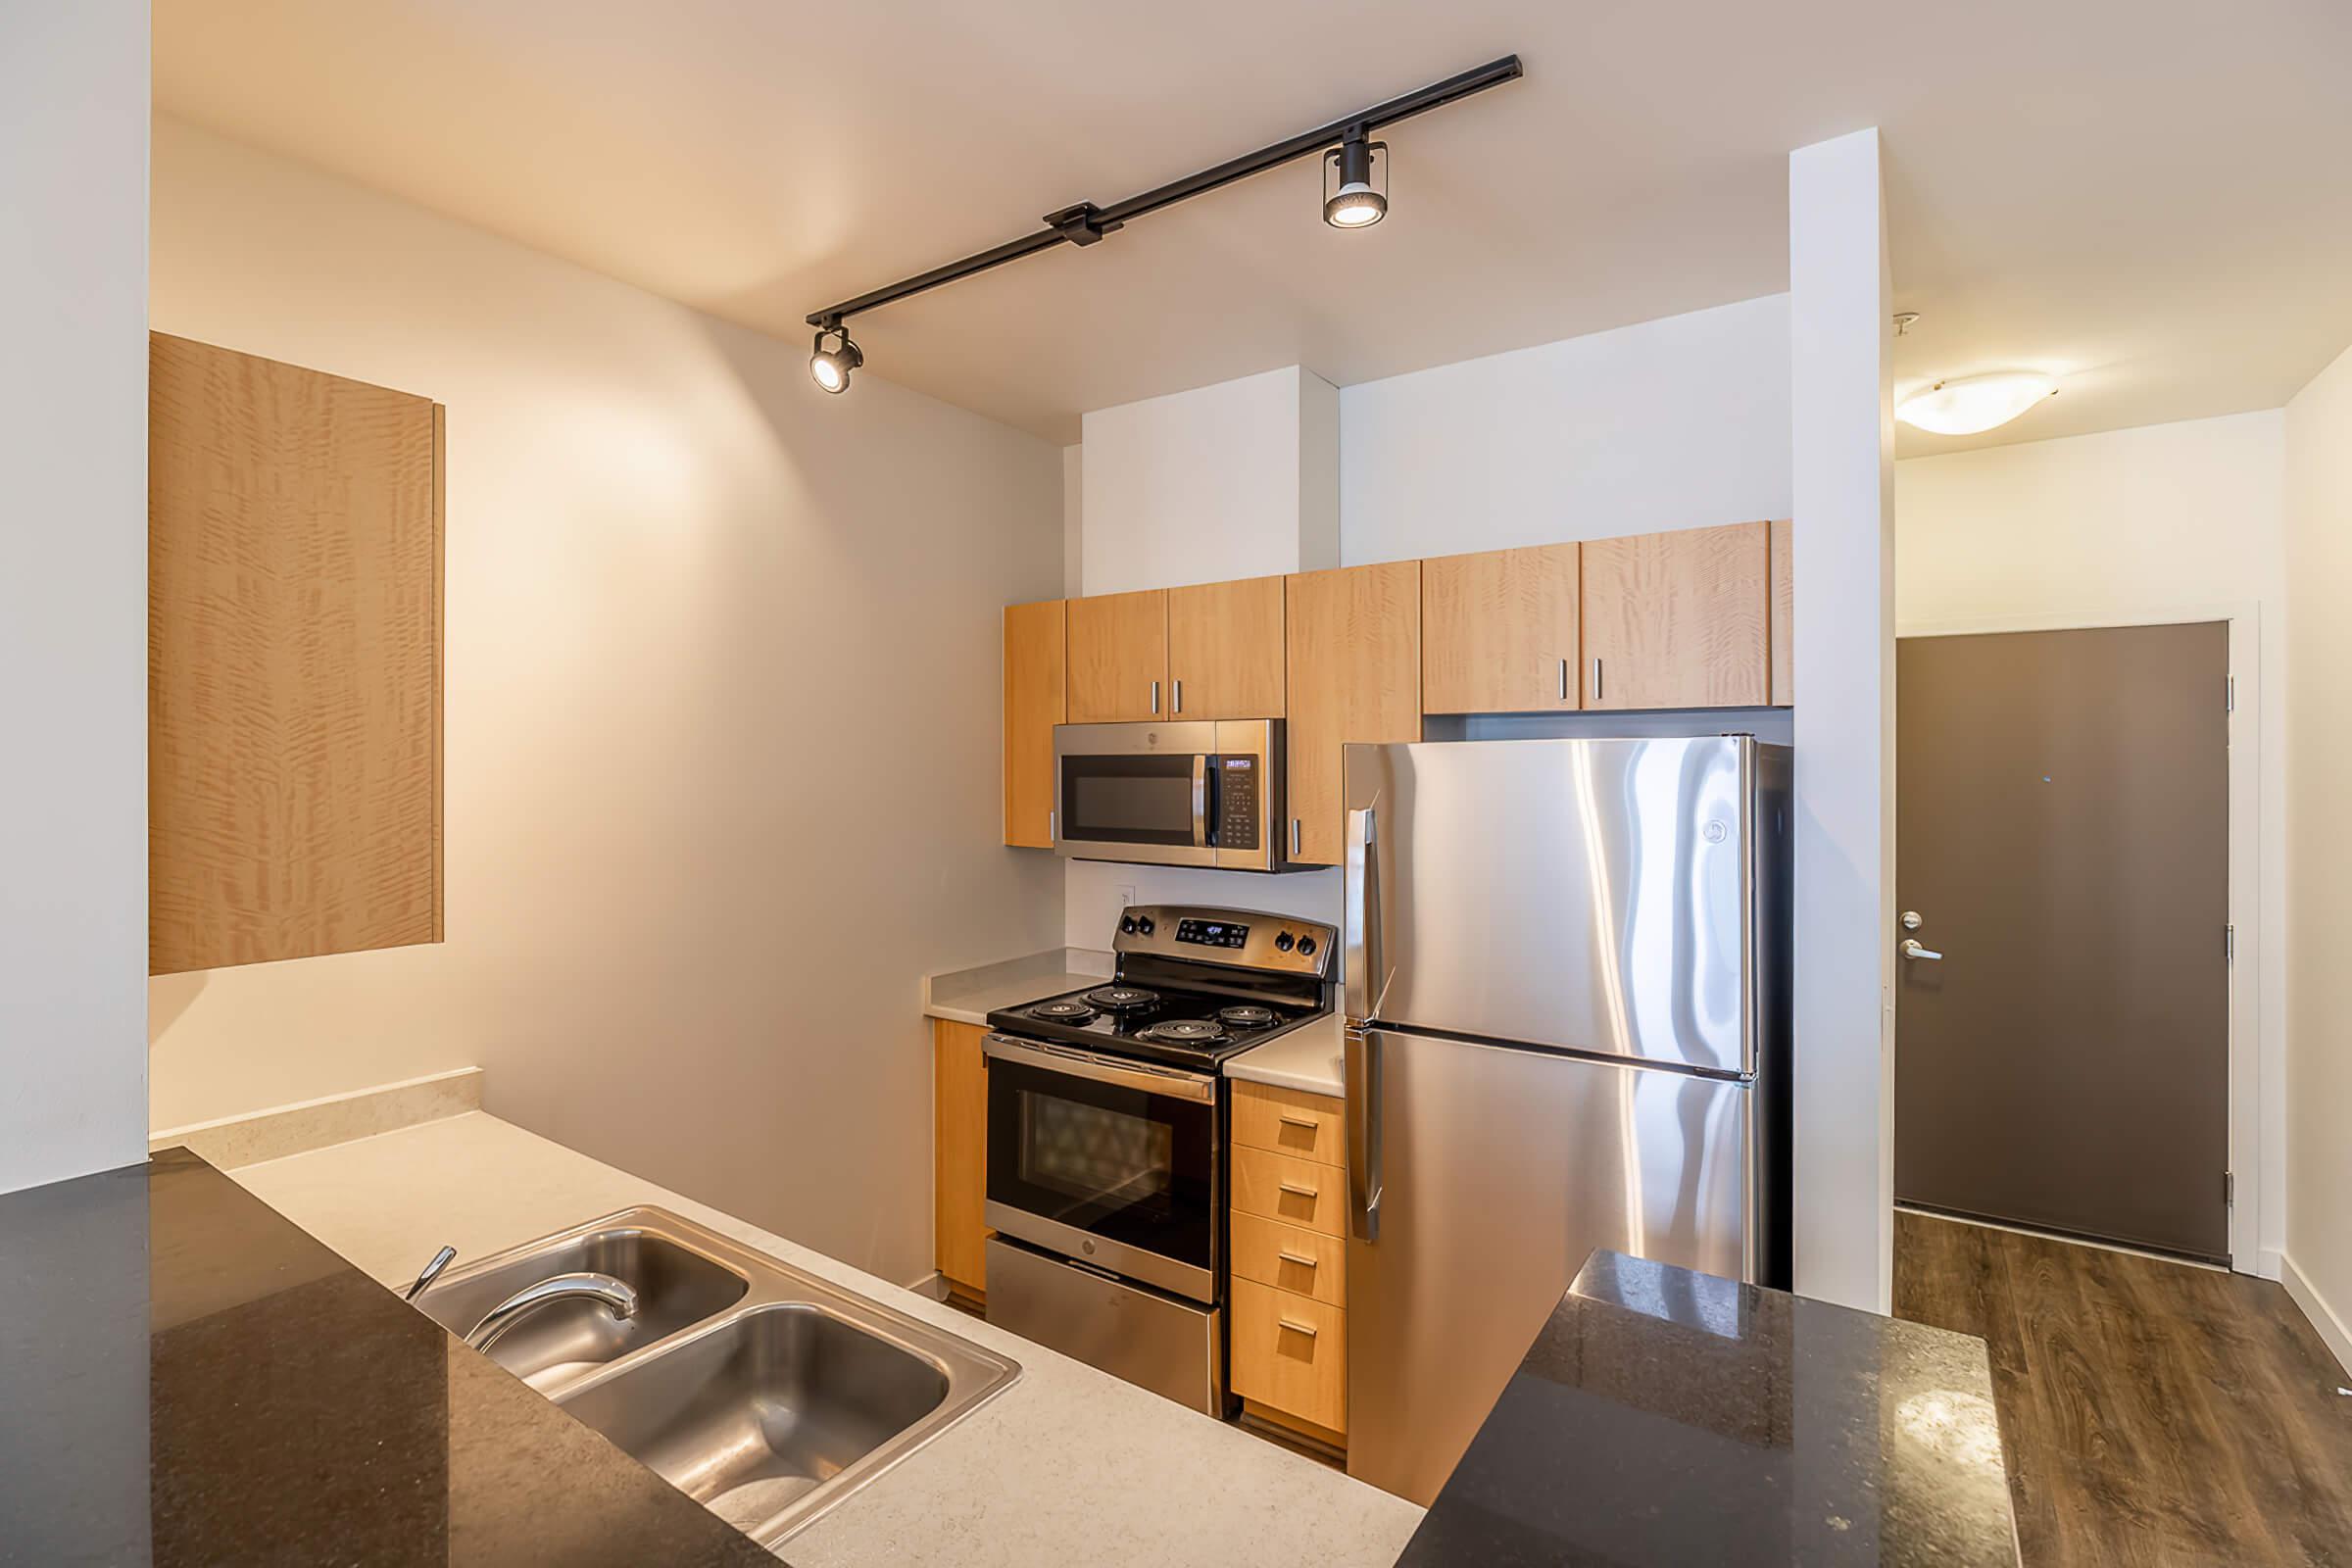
[229,1110,1426,1567]
[921,947,1112,1026]
[0,1147,777,1568]
[1396,1250,2020,1567]
[1224,1012,1347,1097]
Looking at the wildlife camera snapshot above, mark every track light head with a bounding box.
[1324,131,1388,229]
[809,323,862,394]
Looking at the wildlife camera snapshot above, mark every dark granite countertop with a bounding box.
[0,1148,776,1568]
[1396,1250,2020,1567]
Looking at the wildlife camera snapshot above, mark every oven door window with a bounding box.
[986,1056,1214,1275]
[1059,754,1199,847]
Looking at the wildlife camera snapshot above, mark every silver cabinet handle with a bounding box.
[1901,938,1943,961]
[1277,1317,1320,1339]
[1277,1180,1320,1200]
[1278,1112,1319,1130]
[1592,657,1605,702]
[1290,817,1301,858]
[1049,809,1057,843]
[1560,657,1570,703]
[1151,678,1160,714]
[1172,677,1183,713]
[1277,1250,1318,1269]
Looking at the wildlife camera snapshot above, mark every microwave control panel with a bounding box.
[1211,755,1258,849]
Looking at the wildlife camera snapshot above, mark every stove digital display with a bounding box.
[1175,918,1249,950]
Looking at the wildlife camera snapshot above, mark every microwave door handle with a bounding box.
[1193,754,1209,848]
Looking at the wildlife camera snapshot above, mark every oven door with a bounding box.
[1054,721,1215,867]
[982,1034,1220,1303]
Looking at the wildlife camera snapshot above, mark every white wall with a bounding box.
[1896,409,2290,1274]
[1788,128,1896,1313]
[0,4,151,1194]
[2284,340,2352,1370]
[1342,294,1793,564]
[145,120,1064,1284]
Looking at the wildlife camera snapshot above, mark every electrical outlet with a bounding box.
[1116,883,1137,909]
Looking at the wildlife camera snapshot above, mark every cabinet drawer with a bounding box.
[1232,1146,1345,1237]
[1230,1210,1345,1306]
[1231,1277,1346,1434]
[1231,1080,1345,1163]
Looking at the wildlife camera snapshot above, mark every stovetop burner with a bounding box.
[1140,1018,1228,1046]
[1216,1004,1277,1029]
[1083,985,1161,1013]
[1027,998,1097,1023]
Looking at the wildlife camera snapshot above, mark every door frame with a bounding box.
[1894,603,2263,1274]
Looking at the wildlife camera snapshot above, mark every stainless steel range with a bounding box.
[981,904,1336,1414]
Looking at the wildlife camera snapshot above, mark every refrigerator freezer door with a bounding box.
[1345,1027,1754,1506]
[1345,736,1754,1075]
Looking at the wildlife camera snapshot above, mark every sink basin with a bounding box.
[415,1209,749,1391]
[417,1205,1019,1545]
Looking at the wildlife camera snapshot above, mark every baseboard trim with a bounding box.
[148,1066,483,1170]
[2280,1252,2352,1381]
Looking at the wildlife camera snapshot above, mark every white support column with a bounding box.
[1788,128,1896,1312]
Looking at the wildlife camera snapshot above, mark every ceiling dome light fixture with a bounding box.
[1324,128,1388,228]
[796,55,1525,394]
[809,321,862,395]
[1896,371,2060,436]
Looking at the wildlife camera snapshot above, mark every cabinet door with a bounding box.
[934,1018,990,1299]
[1003,600,1065,847]
[149,333,443,975]
[1769,518,1794,708]
[1065,589,1168,722]
[1286,563,1421,866]
[1167,575,1286,719]
[1581,521,1770,710]
[1421,543,1580,713]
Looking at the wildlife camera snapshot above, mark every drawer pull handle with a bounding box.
[1277,1250,1318,1269]
[1278,1113,1319,1130]
[1278,1317,1320,1339]
[1277,1181,1320,1200]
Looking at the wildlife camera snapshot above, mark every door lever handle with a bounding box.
[1901,938,1943,961]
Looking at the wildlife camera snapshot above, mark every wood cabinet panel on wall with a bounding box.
[1167,576,1285,719]
[1770,518,1794,708]
[1581,520,1771,710]
[1285,563,1420,866]
[148,332,443,976]
[1421,543,1581,713]
[933,1018,989,1300]
[1003,599,1065,847]
[1065,589,1168,722]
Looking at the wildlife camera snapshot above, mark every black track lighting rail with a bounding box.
[804,54,1523,330]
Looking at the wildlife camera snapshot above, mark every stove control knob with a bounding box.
[1274,931,1295,953]
[1296,935,1317,957]
[1119,914,1137,935]
[1135,915,1155,936]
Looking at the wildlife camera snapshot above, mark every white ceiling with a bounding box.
[155,1,2352,453]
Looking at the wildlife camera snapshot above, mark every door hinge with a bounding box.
[2226,923,2235,964]
[2227,673,2236,713]
[2225,1169,2235,1206]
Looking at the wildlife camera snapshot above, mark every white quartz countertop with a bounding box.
[230,1111,1421,1567]
[921,947,1113,1027]
[1224,1013,1347,1098]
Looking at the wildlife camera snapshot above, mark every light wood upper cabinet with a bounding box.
[1421,543,1580,713]
[1769,518,1794,708]
[1167,576,1285,719]
[1003,599,1065,848]
[1581,520,1771,710]
[149,333,443,976]
[933,1018,990,1300]
[1286,563,1421,866]
[1065,588,1168,721]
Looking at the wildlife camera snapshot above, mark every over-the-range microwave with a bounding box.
[1052,719,1293,871]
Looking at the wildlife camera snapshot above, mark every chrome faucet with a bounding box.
[465,1272,641,1351]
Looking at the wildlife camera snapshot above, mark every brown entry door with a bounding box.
[1895,623,2230,1262]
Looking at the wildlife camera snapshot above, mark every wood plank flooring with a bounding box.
[1894,1209,2352,1567]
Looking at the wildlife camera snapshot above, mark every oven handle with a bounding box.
[983,1034,1219,1104]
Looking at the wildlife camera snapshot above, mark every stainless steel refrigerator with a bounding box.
[1341,735,1791,1504]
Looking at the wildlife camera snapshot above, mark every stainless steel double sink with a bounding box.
[415,1207,1018,1546]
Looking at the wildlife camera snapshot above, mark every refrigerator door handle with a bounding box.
[1345,1025,1382,1241]
[1345,805,1379,1023]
